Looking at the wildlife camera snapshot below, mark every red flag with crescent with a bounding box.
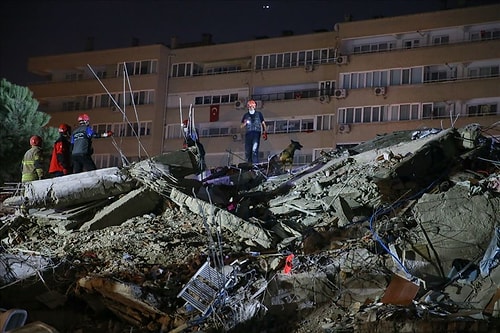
[210,105,219,122]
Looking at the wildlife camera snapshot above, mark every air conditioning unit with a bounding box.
[304,64,314,72]
[255,100,263,109]
[336,56,348,65]
[374,87,386,96]
[232,133,242,141]
[234,99,246,109]
[338,123,351,134]
[318,95,330,104]
[334,89,347,98]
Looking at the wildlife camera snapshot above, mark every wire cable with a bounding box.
[87,64,150,159]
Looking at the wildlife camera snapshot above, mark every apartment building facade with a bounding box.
[27,4,500,169]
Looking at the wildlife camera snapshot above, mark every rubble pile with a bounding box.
[1,124,500,333]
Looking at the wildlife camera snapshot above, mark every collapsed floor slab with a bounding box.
[79,186,162,231]
[169,187,273,248]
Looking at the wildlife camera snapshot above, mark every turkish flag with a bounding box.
[210,105,219,122]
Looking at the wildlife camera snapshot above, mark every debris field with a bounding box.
[1,123,500,333]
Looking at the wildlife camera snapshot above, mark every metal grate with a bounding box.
[177,261,230,315]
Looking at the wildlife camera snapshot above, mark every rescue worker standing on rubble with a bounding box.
[240,99,267,164]
[71,113,113,173]
[21,135,44,182]
[182,119,206,171]
[49,123,72,177]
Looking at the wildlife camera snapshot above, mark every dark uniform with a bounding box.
[241,107,267,163]
[71,124,98,173]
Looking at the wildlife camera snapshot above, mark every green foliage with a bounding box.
[0,78,58,183]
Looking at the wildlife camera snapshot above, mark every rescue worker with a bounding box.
[71,113,113,173]
[49,123,72,177]
[21,135,44,182]
[240,99,267,164]
[182,119,206,171]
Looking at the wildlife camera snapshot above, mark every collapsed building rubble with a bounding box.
[0,124,499,332]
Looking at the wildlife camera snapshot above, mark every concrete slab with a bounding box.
[169,187,273,248]
[80,187,161,231]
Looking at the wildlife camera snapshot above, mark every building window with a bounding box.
[62,101,81,111]
[421,103,449,119]
[93,121,152,138]
[353,41,396,54]
[432,35,449,45]
[255,47,336,70]
[468,66,500,79]
[390,104,420,121]
[339,105,392,124]
[390,69,402,85]
[425,70,447,82]
[433,105,447,118]
[468,103,497,116]
[470,30,500,41]
[316,114,335,131]
[319,81,335,96]
[422,103,433,119]
[342,69,396,89]
[117,90,155,106]
[100,94,111,108]
[171,62,193,77]
[403,39,420,49]
[252,83,319,101]
[64,73,82,81]
[194,93,239,105]
[117,60,157,76]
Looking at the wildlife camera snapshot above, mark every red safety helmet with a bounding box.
[77,113,90,124]
[247,100,256,109]
[30,135,42,147]
[58,123,71,134]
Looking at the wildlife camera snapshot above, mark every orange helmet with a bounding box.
[77,113,90,124]
[58,123,71,134]
[30,135,42,147]
[247,100,256,109]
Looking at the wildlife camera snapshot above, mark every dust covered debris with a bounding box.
[1,125,500,332]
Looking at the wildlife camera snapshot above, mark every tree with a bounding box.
[0,78,58,184]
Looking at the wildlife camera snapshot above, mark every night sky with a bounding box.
[1,0,498,86]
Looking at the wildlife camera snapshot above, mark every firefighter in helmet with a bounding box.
[21,135,44,182]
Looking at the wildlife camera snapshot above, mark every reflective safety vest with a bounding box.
[22,146,44,182]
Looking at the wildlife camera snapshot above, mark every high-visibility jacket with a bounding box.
[21,146,44,182]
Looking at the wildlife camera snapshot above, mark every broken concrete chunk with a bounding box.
[79,186,162,231]
[4,167,137,209]
[169,188,273,248]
